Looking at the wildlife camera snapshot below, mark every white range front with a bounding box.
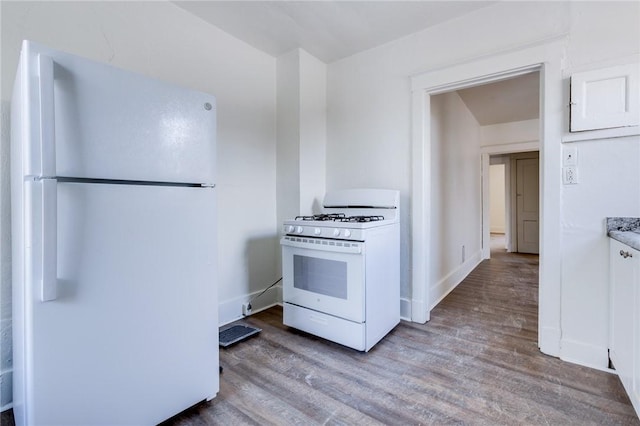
[281,189,400,351]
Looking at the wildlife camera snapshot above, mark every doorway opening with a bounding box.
[487,150,540,258]
[427,71,541,339]
[410,39,564,357]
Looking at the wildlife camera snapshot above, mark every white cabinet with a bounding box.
[570,63,639,132]
[609,239,640,416]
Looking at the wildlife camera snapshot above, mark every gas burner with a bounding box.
[339,215,385,223]
[295,213,346,221]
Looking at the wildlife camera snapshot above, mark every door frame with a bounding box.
[482,148,540,260]
[410,38,565,357]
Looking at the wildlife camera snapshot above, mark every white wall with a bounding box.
[327,0,640,369]
[327,1,570,313]
[560,137,640,367]
[299,50,327,215]
[276,48,327,281]
[490,164,506,234]
[0,1,278,408]
[557,1,640,368]
[277,48,327,223]
[276,50,301,226]
[481,119,539,148]
[430,92,483,305]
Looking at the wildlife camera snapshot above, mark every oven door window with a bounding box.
[282,242,364,322]
[293,255,347,299]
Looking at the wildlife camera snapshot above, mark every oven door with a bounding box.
[281,236,365,322]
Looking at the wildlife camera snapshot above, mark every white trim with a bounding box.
[480,140,540,155]
[563,125,639,143]
[410,39,566,357]
[410,34,569,85]
[482,154,491,260]
[559,338,610,373]
[218,285,282,326]
[430,250,483,309]
[411,90,430,324]
[400,298,412,322]
[413,64,538,95]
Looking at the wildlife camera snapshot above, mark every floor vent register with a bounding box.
[219,324,261,347]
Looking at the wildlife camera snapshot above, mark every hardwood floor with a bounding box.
[2,241,637,425]
[166,244,639,425]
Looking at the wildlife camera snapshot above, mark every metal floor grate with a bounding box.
[219,324,261,348]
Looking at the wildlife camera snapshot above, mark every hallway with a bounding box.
[164,239,639,425]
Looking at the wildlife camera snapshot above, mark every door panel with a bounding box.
[570,63,640,131]
[516,157,539,254]
[29,182,218,425]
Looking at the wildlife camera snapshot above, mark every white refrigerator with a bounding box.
[10,40,219,425]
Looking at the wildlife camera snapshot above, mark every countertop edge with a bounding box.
[609,230,640,252]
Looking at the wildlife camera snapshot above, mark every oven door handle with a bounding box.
[280,237,363,254]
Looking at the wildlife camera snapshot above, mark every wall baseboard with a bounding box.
[400,298,411,321]
[538,325,561,357]
[560,338,610,372]
[431,249,483,310]
[218,285,282,326]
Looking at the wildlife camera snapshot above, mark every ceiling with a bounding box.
[457,72,540,125]
[173,1,497,63]
[174,0,538,125]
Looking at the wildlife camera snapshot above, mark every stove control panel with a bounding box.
[283,225,365,241]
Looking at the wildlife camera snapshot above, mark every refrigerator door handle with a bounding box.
[41,179,57,301]
[38,54,56,177]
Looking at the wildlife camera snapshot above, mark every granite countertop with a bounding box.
[607,217,640,251]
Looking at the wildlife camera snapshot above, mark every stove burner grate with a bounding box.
[337,215,385,223]
[294,214,385,223]
[295,213,346,221]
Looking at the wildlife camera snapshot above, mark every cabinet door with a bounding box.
[609,239,638,401]
[570,63,639,132]
[633,246,640,415]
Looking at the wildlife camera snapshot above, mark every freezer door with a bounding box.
[20,181,218,425]
[19,40,216,183]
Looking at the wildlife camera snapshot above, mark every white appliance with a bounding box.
[280,189,400,351]
[10,40,218,425]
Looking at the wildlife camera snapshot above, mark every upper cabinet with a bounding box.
[570,63,639,132]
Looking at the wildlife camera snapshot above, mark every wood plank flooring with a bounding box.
[165,245,639,425]
[2,242,637,425]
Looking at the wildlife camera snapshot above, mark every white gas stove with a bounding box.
[280,188,400,351]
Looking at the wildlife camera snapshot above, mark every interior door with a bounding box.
[515,155,539,254]
[28,181,218,425]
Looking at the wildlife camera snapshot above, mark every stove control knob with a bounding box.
[295,226,303,234]
[344,229,352,238]
[285,225,295,233]
[333,229,341,237]
[314,228,321,235]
